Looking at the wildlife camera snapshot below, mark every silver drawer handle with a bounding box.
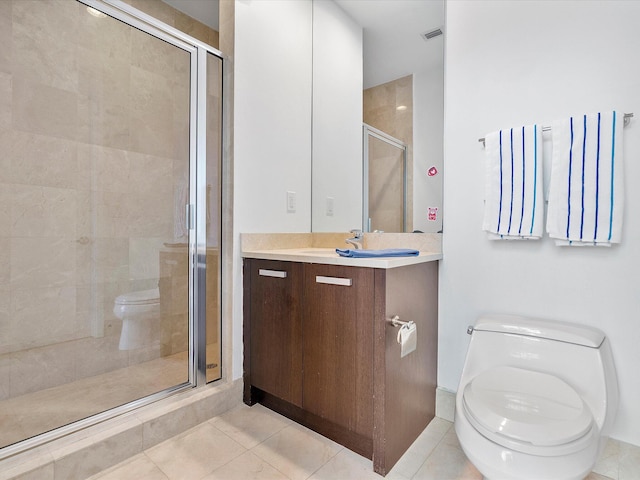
[259,269,287,278]
[316,275,352,286]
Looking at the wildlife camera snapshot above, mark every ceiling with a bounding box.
[161,0,444,89]
[334,0,444,88]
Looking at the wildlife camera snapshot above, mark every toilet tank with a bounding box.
[460,314,618,434]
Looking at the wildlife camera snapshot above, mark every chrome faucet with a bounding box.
[345,229,364,249]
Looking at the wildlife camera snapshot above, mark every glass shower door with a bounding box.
[363,125,408,232]
[0,0,220,452]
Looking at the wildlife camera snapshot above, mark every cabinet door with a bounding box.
[303,264,374,439]
[247,259,303,407]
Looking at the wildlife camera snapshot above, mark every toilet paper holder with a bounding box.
[388,315,410,327]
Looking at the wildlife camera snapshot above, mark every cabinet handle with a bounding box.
[259,269,287,278]
[315,275,352,286]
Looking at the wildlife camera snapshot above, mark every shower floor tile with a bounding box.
[0,351,189,450]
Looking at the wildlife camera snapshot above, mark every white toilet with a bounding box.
[455,314,618,480]
[113,288,161,350]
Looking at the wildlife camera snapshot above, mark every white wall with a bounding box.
[311,0,363,232]
[442,0,640,445]
[413,65,444,233]
[231,0,363,380]
[232,0,313,378]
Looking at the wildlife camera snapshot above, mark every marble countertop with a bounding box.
[241,247,442,269]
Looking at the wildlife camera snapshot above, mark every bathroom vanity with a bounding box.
[242,247,441,475]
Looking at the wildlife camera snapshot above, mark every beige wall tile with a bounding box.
[77,48,131,151]
[174,11,212,46]
[74,334,128,379]
[11,0,78,91]
[130,154,173,195]
[0,239,9,287]
[123,0,175,27]
[10,237,75,289]
[12,78,79,141]
[9,286,78,351]
[129,237,165,281]
[131,26,182,80]
[52,421,144,480]
[11,184,76,238]
[76,237,129,286]
[0,286,9,354]
[77,144,131,194]
[0,1,11,75]
[0,352,10,401]
[9,131,78,189]
[87,453,168,480]
[9,338,77,396]
[0,129,9,184]
[76,4,132,65]
[129,66,179,158]
[0,73,10,130]
[0,182,10,237]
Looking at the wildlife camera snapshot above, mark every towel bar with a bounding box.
[478,112,634,145]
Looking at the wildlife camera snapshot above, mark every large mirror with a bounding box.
[161,0,444,234]
[315,0,444,233]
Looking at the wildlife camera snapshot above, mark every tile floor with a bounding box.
[87,403,639,480]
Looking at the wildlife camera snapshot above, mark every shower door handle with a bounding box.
[186,204,194,230]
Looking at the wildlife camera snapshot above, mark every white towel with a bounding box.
[546,111,624,246]
[482,125,544,240]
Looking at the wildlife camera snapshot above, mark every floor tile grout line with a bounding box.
[407,423,454,480]
[140,451,170,480]
[302,445,346,480]
[198,421,250,478]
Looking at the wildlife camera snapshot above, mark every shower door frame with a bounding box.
[0,0,225,459]
[362,124,408,232]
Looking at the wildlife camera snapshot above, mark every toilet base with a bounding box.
[454,407,601,480]
[119,315,160,350]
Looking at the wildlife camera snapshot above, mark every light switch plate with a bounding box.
[326,197,334,216]
[287,191,296,213]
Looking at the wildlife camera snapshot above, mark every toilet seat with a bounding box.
[115,288,160,306]
[462,366,595,456]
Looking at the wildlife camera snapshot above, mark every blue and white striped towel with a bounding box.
[546,111,624,246]
[482,125,544,240]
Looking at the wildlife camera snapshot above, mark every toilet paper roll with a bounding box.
[397,321,417,358]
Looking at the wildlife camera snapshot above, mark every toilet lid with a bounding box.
[115,288,160,306]
[463,366,594,448]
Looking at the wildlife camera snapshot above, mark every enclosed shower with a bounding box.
[0,0,223,454]
[363,124,408,232]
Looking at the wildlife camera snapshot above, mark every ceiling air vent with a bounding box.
[421,27,443,41]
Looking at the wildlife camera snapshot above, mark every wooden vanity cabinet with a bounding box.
[243,259,303,407]
[243,257,438,476]
[302,264,375,455]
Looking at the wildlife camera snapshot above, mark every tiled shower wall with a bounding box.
[363,74,414,232]
[0,0,218,401]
